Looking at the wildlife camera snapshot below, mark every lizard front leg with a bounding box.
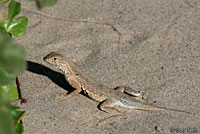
[55,78,82,99]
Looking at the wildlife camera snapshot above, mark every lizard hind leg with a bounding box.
[115,86,144,97]
[99,99,123,114]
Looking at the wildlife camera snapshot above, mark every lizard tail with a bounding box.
[141,104,194,115]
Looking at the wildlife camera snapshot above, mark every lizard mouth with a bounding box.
[43,56,47,61]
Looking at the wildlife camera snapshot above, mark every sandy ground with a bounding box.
[1,0,200,134]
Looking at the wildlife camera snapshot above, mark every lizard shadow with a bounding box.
[27,61,75,93]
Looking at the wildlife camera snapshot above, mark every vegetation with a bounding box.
[0,0,57,133]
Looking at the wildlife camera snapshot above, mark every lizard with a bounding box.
[43,52,193,115]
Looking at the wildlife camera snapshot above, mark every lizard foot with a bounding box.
[115,85,144,97]
[55,93,72,100]
[55,88,82,100]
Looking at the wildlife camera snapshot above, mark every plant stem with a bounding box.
[16,76,27,104]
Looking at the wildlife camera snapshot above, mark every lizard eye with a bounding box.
[53,57,57,61]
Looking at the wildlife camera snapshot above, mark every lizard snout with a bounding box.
[43,56,47,61]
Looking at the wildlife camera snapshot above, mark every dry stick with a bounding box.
[21,6,122,43]
[16,76,27,104]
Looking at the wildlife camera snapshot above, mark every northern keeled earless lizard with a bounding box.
[43,52,193,114]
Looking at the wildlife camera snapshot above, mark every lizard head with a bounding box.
[43,52,65,66]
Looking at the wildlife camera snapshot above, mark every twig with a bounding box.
[16,76,27,104]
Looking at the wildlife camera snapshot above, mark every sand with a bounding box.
[1,0,199,134]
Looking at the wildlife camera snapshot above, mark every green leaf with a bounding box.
[8,0,21,21]
[9,106,25,123]
[0,90,25,134]
[0,67,16,85]
[37,0,58,8]
[0,35,26,75]
[0,96,15,134]
[15,111,25,122]
[9,104,20,111]
[0,107,15,134]
[0,23,10,37]
[2,1,28,37]
[0,0,9,2]
[1,85,18,101]
[7,16,28,36]
[16,123,24,134]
